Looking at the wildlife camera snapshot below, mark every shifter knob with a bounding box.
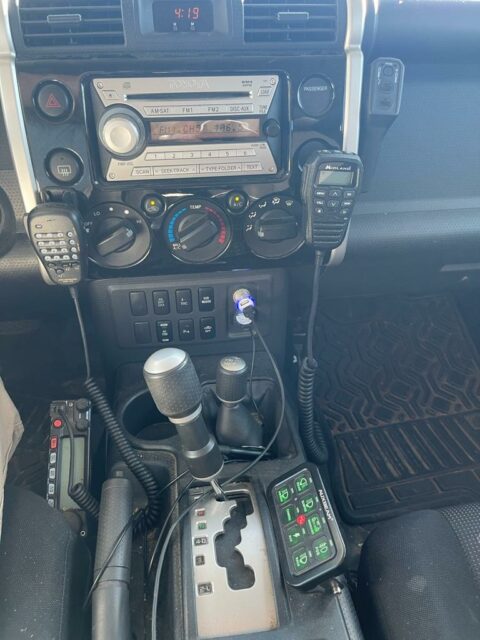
[216,356,249,405]
[143,348,224,483]
[144,348,202,419]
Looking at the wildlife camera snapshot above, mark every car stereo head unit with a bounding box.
[90,75,285,183]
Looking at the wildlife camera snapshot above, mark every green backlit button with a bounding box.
[281,505,296,525]
[313,537,335,563]
[300,495,317,514]
[276,485,291,505]
[294,474,311,494]
[292,548,311,573]
[287,524,305,547]
[307,513,323,536]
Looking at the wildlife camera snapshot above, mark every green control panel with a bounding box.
[269,465,345,587]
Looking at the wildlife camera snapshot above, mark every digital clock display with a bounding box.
[153,1,214,33]
[150,119,261,142]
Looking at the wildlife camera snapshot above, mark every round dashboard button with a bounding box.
[298,75,335,118]
[226,191,248,214]
[142,195,165,216]
[35,82,72,121]
[46,149,83,185]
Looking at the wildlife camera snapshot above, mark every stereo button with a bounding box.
[145,152,166,161]
[102,90,118,100]
[199,163,242,174]
[154,166,198,176]
[243,162,263,172]
[132,167,153,177]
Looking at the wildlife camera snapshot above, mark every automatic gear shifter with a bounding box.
[143,348,226,498]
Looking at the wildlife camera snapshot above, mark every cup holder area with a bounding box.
[119,390,177,441]
[118,378,294,458]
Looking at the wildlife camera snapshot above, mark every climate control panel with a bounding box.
[83,191,307,270]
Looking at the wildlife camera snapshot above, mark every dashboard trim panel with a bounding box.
[0,0,37,212]
[330,0,368,266]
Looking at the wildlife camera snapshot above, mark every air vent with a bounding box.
[19,0,125,48]
[244,0,338,44]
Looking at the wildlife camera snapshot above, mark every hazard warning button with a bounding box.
[35,82,72,121]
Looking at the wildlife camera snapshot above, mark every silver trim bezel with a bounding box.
[0,0,38,213]
[329,0,368,266]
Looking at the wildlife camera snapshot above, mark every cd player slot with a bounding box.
[127,91,252,101]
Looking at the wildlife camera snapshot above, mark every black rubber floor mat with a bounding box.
[314,295,480,523]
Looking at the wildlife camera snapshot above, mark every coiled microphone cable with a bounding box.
[297,250,329,464]
[70,286,162,532]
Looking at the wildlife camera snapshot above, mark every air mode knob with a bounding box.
[98,107,145,158]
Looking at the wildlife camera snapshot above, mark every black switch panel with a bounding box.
[198,287,215,312]
[88,270,287,356]
[156,320,173,343]
[176,289,193,314]
[179,319,195,341]
[200,317,216,340]
[153,290,170,315]
[268,464,345,588]
[134,321,152,344]
[129,291,148,316]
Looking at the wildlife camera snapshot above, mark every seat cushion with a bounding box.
[0,486,90,640]
[0,379,24,536]
[358,506,480,640]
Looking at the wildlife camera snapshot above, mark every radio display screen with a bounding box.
[58,437,85,511]
[153,2,214,33]
[150,118,261,142]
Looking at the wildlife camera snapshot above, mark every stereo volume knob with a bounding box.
[98,108,145,158]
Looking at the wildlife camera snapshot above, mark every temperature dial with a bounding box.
[244,195,304,259]
[164,198,232,264]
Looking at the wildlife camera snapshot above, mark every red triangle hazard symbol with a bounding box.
[46,93,62,109]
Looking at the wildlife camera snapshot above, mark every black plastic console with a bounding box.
[88,268,287,369]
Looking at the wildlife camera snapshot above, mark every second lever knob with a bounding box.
[215,356,263,448]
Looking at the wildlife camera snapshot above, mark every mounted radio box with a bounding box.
[89,74,288,185]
